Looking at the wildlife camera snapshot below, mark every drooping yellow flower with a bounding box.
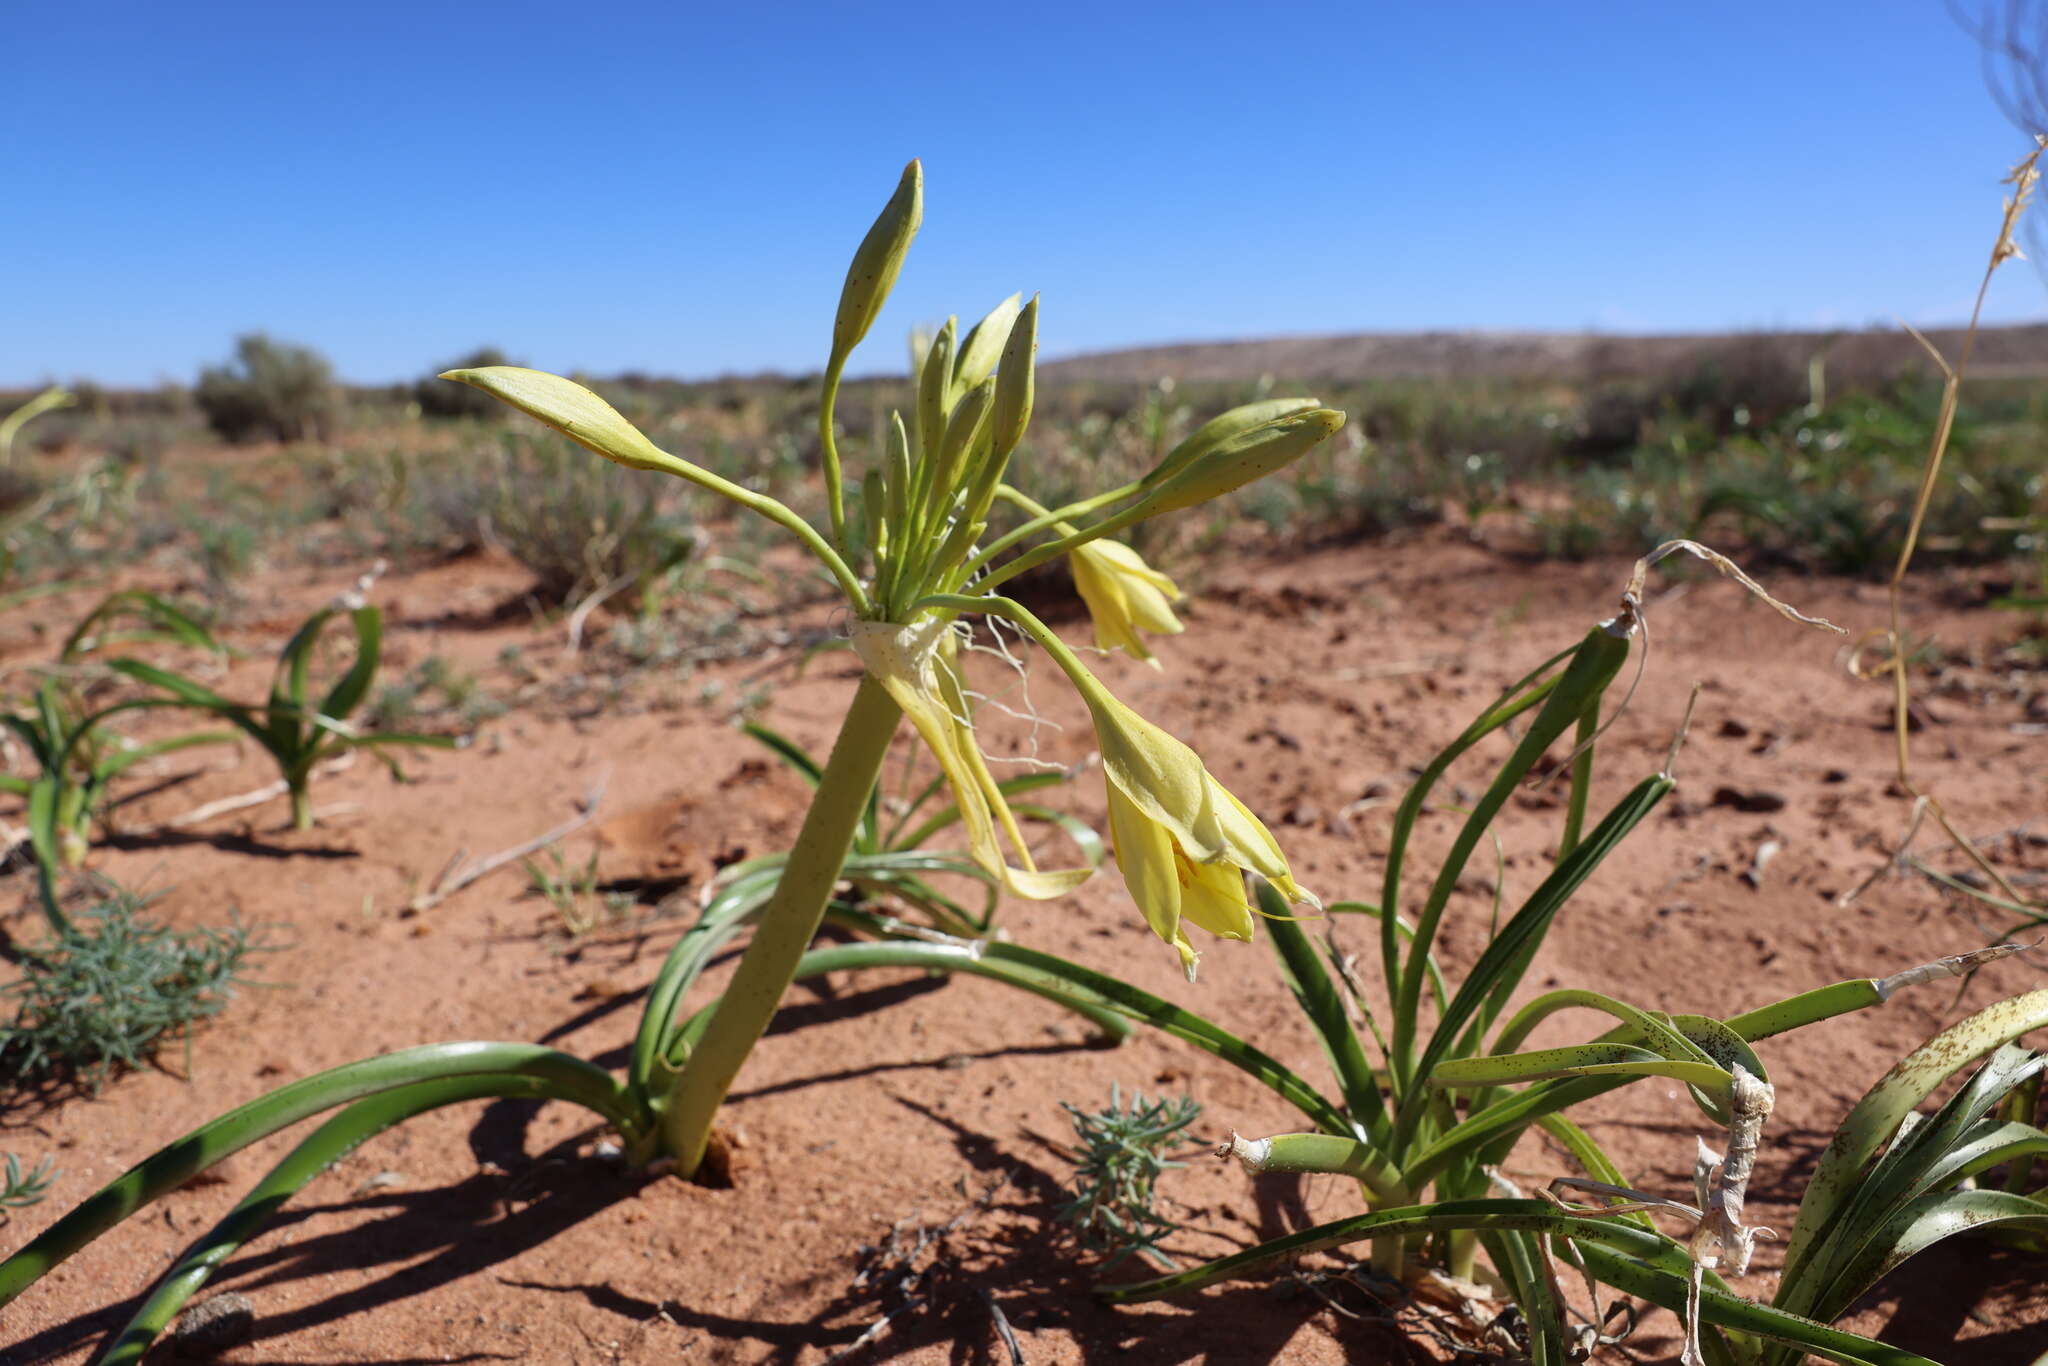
[849,615,1091,902]
[1073,676,1315,979]
[1106,783,1256,980]
[1070,538,1183,668]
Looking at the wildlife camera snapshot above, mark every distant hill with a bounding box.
[1039,323,2048,385]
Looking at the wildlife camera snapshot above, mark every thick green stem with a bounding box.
[290,783,313,831]
[655,673,902,1177]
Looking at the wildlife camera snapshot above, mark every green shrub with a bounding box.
[418,430,697,606]
[1,887,257,1091]
[194,334,339,444]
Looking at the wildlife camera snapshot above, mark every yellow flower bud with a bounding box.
[990,295,1038,461]
[916,316,957,459]
[1130,408,1345,519]
[440,366,683,475]
[953,293,1022,392]
[831,159,923,366]
[1140,397,1326,491]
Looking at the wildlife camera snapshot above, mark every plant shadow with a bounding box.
[4,1108,647,1366]
[102,827,362,861]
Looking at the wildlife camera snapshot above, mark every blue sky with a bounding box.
[4,1,2043,387]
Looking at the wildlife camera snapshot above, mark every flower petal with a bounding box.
[1085,693,1226,863]
[1106,782,1183,951]
[1070,540,1182,667]
[1176,853,1256,943]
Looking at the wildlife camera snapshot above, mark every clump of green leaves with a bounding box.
[112,593,456,830]
[1,888,257,1091]
[523,843,632,937]
[0,677,232,933]
[1056,1086,1203,1270]
[194,334,339,444]
[0,1152,57,1213]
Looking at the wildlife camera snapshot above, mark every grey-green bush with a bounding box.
[194,334,339,444]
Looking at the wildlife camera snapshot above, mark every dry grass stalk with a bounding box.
[1842,138,2048,919]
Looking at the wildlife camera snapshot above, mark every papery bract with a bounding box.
[849,616,1090,901]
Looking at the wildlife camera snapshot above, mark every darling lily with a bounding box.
[442,158,1346,1176]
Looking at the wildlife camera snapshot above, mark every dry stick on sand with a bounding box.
[1841,138,2048,923]
[404,777,608,914]
[162,753,361,830]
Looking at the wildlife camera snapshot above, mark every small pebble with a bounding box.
[170,1292,254,1357]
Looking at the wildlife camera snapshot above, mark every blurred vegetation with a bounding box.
[2,335,2042,626]
[194,334,339,444]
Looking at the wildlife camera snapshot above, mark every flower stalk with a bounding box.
[653,674,902,1175]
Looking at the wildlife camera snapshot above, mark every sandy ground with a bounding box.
[2,526,2044,1365]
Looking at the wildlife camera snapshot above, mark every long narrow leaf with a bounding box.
[104,660,272,749]
[1392,628,1630,1086]
[98,1072,586,1364]
[1379,643,1575,1046]
[1780,988,2048,1295]
[1483,1227,1568,1366]
[316,606,384,722]
[1261,881,1388,1145]
[1574,1242,1940,1366]
[0,1042,639,1307]
[1404,773,1672,1151]
[664,939,1134,1061]
[984,942,1350,1135]
[92,730,236,782]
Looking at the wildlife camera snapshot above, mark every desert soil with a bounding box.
[2,527,2045,1365]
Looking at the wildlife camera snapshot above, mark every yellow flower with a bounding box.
[1070,539,1183,668]
[1077,681,1315,979]
[1106,784,1256,980]
[850,615,1091,902]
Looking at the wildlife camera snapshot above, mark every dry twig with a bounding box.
[404,777,608,914]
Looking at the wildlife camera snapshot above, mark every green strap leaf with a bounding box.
[1407,773,1672,1142]
[1390,628,1629,1087]
[91,730,236,782]
[1781,988,2048,1291]
[1262,882,1388,1145]
[315,605,384,722]
[0,1042,639,1308]
[984,942,1350,1135]
[96,1073,585,1365]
